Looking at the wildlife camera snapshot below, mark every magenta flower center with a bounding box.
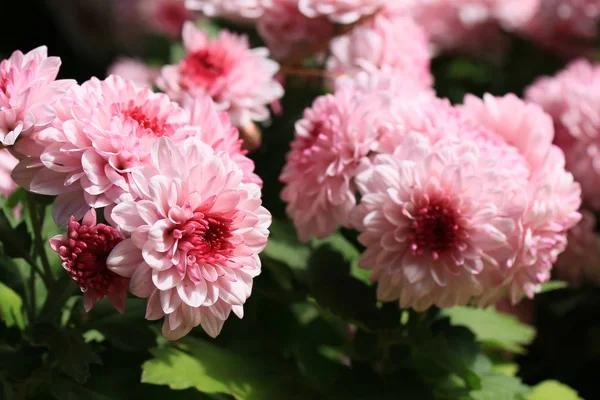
[59,222,125,295]
[179,211,234,264]
[408,199,463,260]
[123,104,172,137]
[181,49,229,89]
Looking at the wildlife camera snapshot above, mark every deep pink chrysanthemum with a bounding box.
[49,208,129,313]
[12,75,193,225]
[0,46,74,146]
[257,0,335,60]
[185,0,268,20]
[299,0,385,23]
[351,133,527,310]
[525,59,600,210]
[138,0,195,38]
[327,14,432,87]
[0,149,18,198]
[554,210,600,287]
[157,22,284,127]
[106,137,270,340]
[107,58,159,88]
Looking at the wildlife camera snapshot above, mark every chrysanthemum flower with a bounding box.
[107,58,159,88]
[138,0,194,38]
[327,14,432,87]
[106,137,270,340]
[0,46,74,146]
[12,75,192,224]
[185,0,268,20]
[351,133,527,310]
[0,149,18,197]
[49,209,129,313]
[299,0,385,24]
[525,59,600,210]
[554,210,600,287]
[257,0,335,60]
[157,22,283,127]
[460,93,581,303]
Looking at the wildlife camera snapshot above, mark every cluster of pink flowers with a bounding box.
[281,71,581,309]
[1,45,272,340]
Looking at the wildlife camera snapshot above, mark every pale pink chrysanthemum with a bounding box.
[554,210,600,287]
[185,0,269,21]
[49,208,129,313]
[106,137,271,340]
[459,93,581,303]
[327,14,433,87]
[107,58,159,88]
[157,22,284,127]
[0,149,18,198]
[459,93,555,173]
[525,59,600,209]
[182,95,262,186]
[280,77,397,242]
[12,75,193,225]
[351,133,527,310]
[0,46,74,146]
[138,0,195,38]
[299,0,386,23]
[257,0,335,60]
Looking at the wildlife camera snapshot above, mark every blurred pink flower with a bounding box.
[157,22,284,127]
[525,59,600,210]
[49,208,129,313]
[107,137,270,340]
[0,149,17,198]
[554,210,600,287]
[299,0,385,23]
[185,0,268,21]
[0,46,74,146]
[107,58,159,88]
[351,133,527,310]
[327,13,432,88]
[138,0,195,38]
[257,0,335,60]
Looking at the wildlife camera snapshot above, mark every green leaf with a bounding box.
[142,337,314,400]
[311,232,370,285]
[0,282,25,330]
[0,210,32,260]
[441,307,536,353]
[195,19,221,38]
[539,281,569,293]
[36,324,102,384]
[470,374,530,400]
[48,378,113,400]
[170,44,186,64]
[263,219,311,270]
[527,381,582,400]
[38,274,76,323]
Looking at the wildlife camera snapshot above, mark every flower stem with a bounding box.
[26,194,54,288]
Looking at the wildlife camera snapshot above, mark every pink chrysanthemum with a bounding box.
[157,22,284,127]
[257,0,335,60]
[49,208,129,313]
[525,59,600,210]
[106,137,270,340]
[0,46,74,146]
[280,77,397,242]
[299,0,385,23]
[351,133,527,310]
[138,0,194,38]
[460,93,581,303]
[554,210,600,287]
[12,75,194,225]
[107,58,159,88]
[185,0,268,20]
[0,149,18,197]
[327,14,432,87]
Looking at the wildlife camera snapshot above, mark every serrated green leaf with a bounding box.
[0,282,25,330]
[441,307,536,353]
[527,380,582,400]
[142,337,313,400]
[470,374,530,400]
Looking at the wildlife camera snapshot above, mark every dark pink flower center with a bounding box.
[157,3,188,30]
[408,199,464,260]
[59,219,125,295]
[181,49,229,89]
[179,211,234,264]
[123,104,171,137]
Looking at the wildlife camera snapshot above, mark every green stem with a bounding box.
[26,195,54,288]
